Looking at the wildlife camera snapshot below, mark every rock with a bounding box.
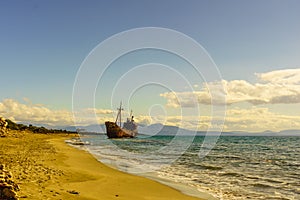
[2,188,17,199]
[0,164,19,200]
[0,117,8,137]
[67,190,79,195]
[0,164,5,170]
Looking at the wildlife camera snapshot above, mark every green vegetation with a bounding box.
[5,119,76,134]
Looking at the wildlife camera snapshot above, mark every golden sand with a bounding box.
[0,131,203,200]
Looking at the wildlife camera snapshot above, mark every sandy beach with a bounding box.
[0,131,204,200]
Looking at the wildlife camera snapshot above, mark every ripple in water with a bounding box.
[85,135,300,200]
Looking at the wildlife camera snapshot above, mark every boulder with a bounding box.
[0,117,8,137]
[0,164,19,200]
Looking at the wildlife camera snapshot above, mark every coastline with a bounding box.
[1,132,206,200]
[70,138,217,200]
[140,173,218,200]
[50,137,206,200]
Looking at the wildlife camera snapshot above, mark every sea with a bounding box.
[76,134,300,200]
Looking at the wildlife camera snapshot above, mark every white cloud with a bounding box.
[0,99,114,126]
[257,68,300,85]
[160,91,199,108]
[135,115,153,125]
[0,98,299,131]
[160,68,300,107]
[0,99,74,126]
[84,108,113,114]
[134,107,300,132]
[224,107,300,132]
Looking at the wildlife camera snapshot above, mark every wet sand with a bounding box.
[0,131,204,200]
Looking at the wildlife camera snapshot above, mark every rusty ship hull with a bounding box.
[105,121,137,139]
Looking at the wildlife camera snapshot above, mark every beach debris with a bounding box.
[67,190,79,195]
[0,117,8,137]
[65,138,90,145]
[0,164,19,200]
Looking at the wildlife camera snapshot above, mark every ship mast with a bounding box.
[115,101,123,127]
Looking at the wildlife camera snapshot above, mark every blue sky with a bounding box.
[1,0,300,131]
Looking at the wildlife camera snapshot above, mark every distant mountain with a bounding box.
[41,124,104,133]
[47,123,300,136]
[276,129,300,136]
[60,124,107,133]
[138,124,300,136]
[139,123,197,136]
[209,130,300,136]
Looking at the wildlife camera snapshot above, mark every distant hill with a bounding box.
[44,123,300,136]
[275,129,300,136]
[138,124,300,136]
[50,124,106,133]
[139,123,180,136]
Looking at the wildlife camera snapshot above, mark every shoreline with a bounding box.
[141,173,218,200]
[70,141,217,200]
[52,137,207,200]
[1,132,206,200]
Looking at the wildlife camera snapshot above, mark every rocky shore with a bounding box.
[0,117,80,199]
[0,117,8,137]
[0,131,78,199]
[0,164,19,200]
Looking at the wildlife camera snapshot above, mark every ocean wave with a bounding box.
[86,135,300,200]
[187,163,223,170]
[251,182,275,188]
[219,172,244,177]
